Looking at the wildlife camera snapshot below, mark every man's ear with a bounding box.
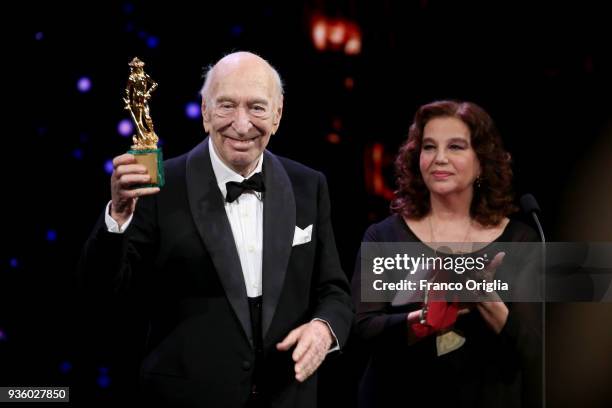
[202,101,210,133]
[272,96,283,134]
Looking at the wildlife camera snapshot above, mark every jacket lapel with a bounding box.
[186,139,253,347]
[261,151,296,338]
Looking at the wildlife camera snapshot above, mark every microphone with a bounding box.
[520,194,545,243]
[520,193,546,407]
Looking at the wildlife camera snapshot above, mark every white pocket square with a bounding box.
[292,224,313,247]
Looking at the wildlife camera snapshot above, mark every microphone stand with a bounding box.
[521,194,546,408]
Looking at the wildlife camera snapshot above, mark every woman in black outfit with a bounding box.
[353,100,542,408]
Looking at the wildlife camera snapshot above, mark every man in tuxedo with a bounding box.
[80,51,353,407]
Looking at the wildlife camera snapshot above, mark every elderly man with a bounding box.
[80,51,353,407]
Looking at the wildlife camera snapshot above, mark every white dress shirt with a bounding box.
[208,138,264,298]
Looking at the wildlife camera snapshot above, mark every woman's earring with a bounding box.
[475,176,482,189]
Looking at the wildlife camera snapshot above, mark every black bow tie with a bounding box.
[225,172,265,203]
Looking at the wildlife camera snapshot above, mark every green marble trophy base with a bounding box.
[128,148,165,187]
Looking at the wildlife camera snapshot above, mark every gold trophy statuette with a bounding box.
[123,57,164,187]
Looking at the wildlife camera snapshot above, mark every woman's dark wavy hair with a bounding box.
[391,100,517,226]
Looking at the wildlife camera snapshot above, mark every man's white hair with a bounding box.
[199,51,284,107]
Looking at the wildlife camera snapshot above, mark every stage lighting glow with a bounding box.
[345,37,361,55]
[46,230,57,242]
[104,160,114,175]
[59,361,72,374]
[73,149,83,160]
[10,258,18,268]
[97,375,111,388]
[35,32,44,41]
[344,77,354,90]
[329,21,346,46]
[147,36,159,48]
[185,102,200,119]
[77,77,92,93]
[326,133,341,144]
[118,119,133,137]
[0,329,6,341]
[309,16,362,54]
[312,18,327,51]
[364,143,394,200]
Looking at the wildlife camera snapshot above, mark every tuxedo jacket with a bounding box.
[80,139,353,407]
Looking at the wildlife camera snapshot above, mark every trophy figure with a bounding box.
[123,57,164,187]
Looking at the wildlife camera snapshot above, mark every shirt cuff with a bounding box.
[104,201,133,233]
[312,318,340,353]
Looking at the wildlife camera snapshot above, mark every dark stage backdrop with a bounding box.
[5,1,612,406]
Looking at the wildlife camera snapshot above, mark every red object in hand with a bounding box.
[411,301,459,339]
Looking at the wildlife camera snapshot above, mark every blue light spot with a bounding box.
[123,3,134,14]
[35,32,44,41]
[72,149,83,160]
[185,102,201,119]
[9,258,18,268]
[46,230,57,242]
[117,119,133,137]
[77,77,92,93]
[146,36,159,48]
[97,375,111,388]
[59,361,72,374]
[0,329,6,342]
[137,31,147,39]
[104,160,114,175]
[230,25,244,37]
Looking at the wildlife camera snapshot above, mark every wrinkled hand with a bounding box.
[276,320,332,382]
[110,154,160,227]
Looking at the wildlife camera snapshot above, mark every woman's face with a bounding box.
[419,116,481,197]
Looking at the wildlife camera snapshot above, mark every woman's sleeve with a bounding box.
[351,224,412,344]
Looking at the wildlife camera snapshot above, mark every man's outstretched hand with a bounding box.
[276,320,333,382]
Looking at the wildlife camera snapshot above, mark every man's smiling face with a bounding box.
[203,53,283,176]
